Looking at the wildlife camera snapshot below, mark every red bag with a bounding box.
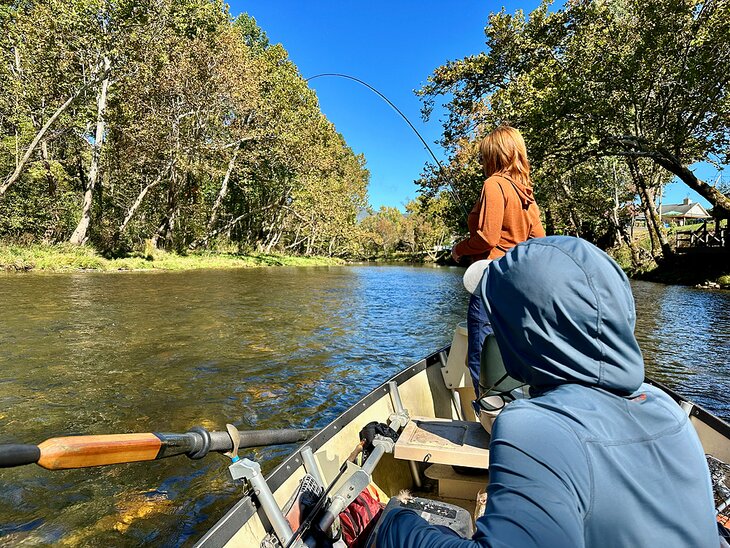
[339,485,384,547]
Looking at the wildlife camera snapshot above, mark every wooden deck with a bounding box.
[675,223,729,254]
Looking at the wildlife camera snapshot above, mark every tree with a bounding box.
[418,0,730,263]
[0,3,371,256]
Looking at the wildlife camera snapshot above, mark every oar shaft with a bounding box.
[0,444,41,468]
[0,427,317,470]
[237,429,314,449]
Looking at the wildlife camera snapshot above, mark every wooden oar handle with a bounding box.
[38,433,163,470]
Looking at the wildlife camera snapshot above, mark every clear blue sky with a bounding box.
[228,1,719,211]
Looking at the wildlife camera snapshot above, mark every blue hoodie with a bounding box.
[376,236,717,547]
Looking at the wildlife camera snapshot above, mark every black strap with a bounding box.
[188,427,212,459]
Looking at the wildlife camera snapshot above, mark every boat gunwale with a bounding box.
[194,347,447,547]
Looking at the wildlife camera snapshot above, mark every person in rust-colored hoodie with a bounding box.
[452,126,545,396]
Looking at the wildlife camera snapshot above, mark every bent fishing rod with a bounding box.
[0,425,316,470]
[305,73,468,217]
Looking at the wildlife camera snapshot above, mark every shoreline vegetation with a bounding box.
[0,243,343,273]
[3,243,727,291]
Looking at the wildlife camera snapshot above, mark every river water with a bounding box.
[0,266,728,546]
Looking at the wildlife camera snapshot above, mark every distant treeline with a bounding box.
[0,0,451,258]
[417,0,730,268]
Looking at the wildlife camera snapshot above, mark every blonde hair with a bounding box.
[479,125,531,186]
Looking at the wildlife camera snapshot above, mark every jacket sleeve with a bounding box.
[528,204,546,239]
[375,508,483,548]
[375,405,589,548]
[453,179,505,258]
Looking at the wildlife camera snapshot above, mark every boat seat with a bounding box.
[393,417,490,469]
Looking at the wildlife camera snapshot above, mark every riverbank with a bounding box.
[633,255,730,289]
[0,244,343,272]
[609,232,730,289]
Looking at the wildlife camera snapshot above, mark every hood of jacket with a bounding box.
[497,173,535,209]
[482,236,644,395]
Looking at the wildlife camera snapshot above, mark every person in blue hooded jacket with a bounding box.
[376,236,718,547]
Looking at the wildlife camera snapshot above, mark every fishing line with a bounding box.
[305,73,469,217]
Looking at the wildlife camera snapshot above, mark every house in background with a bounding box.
[659,198,711,226]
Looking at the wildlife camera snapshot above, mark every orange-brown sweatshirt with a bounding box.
[453,173,545,261]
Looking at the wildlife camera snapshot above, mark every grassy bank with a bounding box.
[0,243,343,273]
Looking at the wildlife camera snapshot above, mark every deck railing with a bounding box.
[675,223,729,253]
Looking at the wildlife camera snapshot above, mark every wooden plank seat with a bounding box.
[394,417,490,469]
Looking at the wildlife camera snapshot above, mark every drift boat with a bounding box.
[195,324,730,547]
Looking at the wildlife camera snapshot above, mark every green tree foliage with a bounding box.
[355,196,452,259]
[418,0,730,264]
[0,3,369,257]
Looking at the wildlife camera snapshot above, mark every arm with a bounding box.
[528,203,546,239]
[473,405,588,547]
[376,508,484,548]
[453,179,505,259]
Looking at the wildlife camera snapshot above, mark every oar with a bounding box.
[0,425,316,470]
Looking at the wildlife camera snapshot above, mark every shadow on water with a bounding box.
[0,267,727,545]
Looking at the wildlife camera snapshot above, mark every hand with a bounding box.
[451,248,462,263]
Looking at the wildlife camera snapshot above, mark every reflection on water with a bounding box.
[632,280,730,419]
[0,267,727,545]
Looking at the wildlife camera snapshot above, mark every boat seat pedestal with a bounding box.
[424,463,489,501]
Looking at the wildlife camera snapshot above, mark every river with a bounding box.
[0,266,728,546]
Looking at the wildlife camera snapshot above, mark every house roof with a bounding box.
[659,201,711,218]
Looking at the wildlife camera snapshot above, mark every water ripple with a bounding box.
[0,268,726,545]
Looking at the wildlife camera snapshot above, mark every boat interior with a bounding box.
[196,323,730,547]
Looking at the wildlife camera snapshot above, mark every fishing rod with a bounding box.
[0,426,317,470]
[305,73,469,218]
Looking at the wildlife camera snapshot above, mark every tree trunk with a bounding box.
[70,57,111,245]
[627,159,673,261]
[635,184,661,261]
[610,183,641,267]
[609,161,641,267]
[116,165,171,239]
[41,140,61,244]
[207,146,239,232]
[560,177,581,236]
[1,68,109,198]
[13,47,21,169]
[543,206,556,235]
[190,204,275,250]
[265,230,282,253]
[654,151,730,219]
[151,168,178,251]
[643,186,673,259]
[151,207,177,250]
